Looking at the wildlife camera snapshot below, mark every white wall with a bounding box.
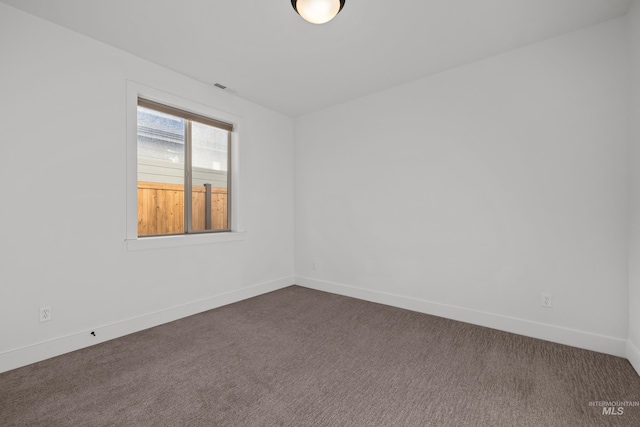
[295,18,630,357]
[0,3,294,373]
[627,1,640,375]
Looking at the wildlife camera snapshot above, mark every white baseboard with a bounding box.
[628,340,640,377]
[0,276,293,374]
[295,276,628,358]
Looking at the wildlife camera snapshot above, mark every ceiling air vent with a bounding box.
[213,83,227,90]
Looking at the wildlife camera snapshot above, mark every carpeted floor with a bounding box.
[1,286,639,426]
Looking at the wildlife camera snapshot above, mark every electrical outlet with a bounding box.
[39,306,52,322]
[541,294,552,308]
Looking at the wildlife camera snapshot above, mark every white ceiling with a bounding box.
[1,0,633,117]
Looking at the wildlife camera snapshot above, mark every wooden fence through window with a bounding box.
[137,182,228,236]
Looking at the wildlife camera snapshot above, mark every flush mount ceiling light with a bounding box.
[291,0,346,24]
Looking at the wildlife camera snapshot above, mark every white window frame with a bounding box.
[125,81,244,250]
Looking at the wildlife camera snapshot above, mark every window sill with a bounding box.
[126,231,246,251]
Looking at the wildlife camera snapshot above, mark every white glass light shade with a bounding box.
[294,0,343,24]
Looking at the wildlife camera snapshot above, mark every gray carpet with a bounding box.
[1,286,639,426]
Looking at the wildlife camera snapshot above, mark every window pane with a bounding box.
[137,106,185,236]
[191,121,229,231]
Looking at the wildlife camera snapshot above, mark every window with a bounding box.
[137,98,233,237]
[125,82,243,250]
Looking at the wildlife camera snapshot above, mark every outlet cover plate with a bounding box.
[39,306,52,322]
